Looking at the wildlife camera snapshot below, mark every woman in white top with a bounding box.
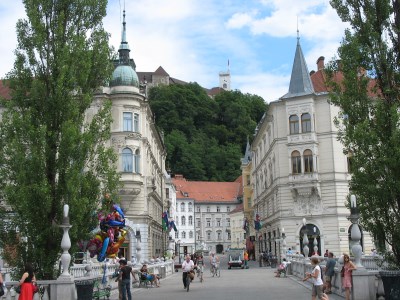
[303,256,324,300]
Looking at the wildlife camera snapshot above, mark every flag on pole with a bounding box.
[254,213,261,231]
[243,217,249,232]
[162,211,169,231]
[169,220,178,232]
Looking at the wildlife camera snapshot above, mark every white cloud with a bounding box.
[0,0,350,103]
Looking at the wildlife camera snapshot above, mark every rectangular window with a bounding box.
[133,113,139,132]
[292,156,302,174]
[227,218,230,227]
[227,206,230,212]
[216,219,221,227]
[197,219,201,227]
[206,218,211,227]
[123,112,133,131]
[304,155,313,173]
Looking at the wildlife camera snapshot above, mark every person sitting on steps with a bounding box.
[140,264,160,287]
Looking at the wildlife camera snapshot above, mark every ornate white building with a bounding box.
[251,37,373,260]
[91,11,167,262]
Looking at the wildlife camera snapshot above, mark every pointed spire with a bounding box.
[241,137,252,164]
[118,10,131,66]
[282,35,314,98]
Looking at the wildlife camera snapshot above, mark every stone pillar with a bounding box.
[53,204,76,300]
[348,195,363,267]
[302,218,309,259]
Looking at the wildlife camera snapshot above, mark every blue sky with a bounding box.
[0,0,348,102]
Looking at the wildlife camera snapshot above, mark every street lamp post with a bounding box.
[281,227,287,260]
[176,240,181,264]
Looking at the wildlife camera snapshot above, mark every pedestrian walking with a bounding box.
[244,250,249,269]
[117,259,137,300]
[17,263,37,300]
[0,267,4,297]
[341,253,356,300]
[303,256,324,300]
[182,254,194,289]
[324,252,336,294]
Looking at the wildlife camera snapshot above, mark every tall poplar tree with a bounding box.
[0,0,120,279]
[328,0,400,266]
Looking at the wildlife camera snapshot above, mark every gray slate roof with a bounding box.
[282,38,315,99]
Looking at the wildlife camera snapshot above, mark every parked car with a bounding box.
[227,248,244,269]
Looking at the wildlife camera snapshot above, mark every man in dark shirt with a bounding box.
[118,259,137,300]
[324,252,336,294]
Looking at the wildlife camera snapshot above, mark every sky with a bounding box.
[0,0,349,103]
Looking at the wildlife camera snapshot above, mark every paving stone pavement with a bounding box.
[107,259,344,300]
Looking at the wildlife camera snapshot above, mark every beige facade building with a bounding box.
[251,38,373,260]
[90,11,167,262]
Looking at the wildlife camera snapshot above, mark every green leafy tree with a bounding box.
[149,85,267,181]
[0,0,120,279]
[328,0,400,266]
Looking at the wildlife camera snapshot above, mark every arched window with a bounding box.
[122,148,133,172]
[301,113,311,133]
[291,151,301,174]
[181,216,186,226]
[303,149,313,173]
[134,149,140,173]
[188,202,193,212]
[180,202,185,212]
[207,231,211,240]
[289,115,299,134]
[188,216,193,225]
[182,231,186,238]
[175,231,179,239]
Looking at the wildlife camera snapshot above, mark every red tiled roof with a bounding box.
[229,203,243,214]
[234,175,243,197]
[173,175,241,203]
[310,67,378,97]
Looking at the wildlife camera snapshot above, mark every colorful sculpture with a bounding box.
[87,202,127,262]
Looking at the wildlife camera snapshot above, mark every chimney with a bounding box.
[316,56,325,70]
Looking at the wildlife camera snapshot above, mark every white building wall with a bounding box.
[252,92,373,260]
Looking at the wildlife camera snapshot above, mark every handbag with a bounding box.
[341,266,345,277]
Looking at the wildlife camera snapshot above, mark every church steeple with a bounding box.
[282,33,314,98]
[118,10,131,66]
[241,137,252,165]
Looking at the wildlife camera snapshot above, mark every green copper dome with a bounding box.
[110,65,139,87]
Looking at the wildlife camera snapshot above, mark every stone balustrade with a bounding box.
[286,255,385,300]
[0,260,174,300]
